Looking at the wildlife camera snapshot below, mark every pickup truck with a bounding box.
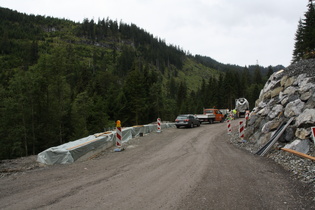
[195,108,225,124]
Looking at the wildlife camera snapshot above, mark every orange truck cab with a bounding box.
[203,109,224,122]
[195,108,225,124]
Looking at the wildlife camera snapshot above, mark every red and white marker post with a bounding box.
[115,120,124,151]
[157,118,161,133]
[227,119,232,134]
[239,120,245,140]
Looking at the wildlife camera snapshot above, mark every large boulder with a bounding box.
[268,104,283,119]
[305,91,315,109]
[295,109,315,127]
[295,128,311,139]
[282,76,295,88]
[270,87,284,98]
[283,139,310,154]
[261,119,282,133]
[284,99,305,117]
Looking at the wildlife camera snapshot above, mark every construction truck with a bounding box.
[235,98,249,118]
[195,108,224,124]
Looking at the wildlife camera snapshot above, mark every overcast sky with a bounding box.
[0,0,308,67]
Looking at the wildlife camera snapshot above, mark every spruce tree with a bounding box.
[292,19,304,63]
[292,0,315,62]
[266,66,274,79]
[303,0,315,57]
[253,66,263,84]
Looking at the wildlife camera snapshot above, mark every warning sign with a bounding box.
[312,127,315,144]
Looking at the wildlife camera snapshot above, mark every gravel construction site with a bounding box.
[0,119,314,209]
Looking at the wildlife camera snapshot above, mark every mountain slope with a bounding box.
[0,7,279,159]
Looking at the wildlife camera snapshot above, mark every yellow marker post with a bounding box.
[116,120,121,128]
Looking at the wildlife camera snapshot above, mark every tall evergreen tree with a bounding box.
[241,66,251,85]
[204,76,217,108]
[123,69,148,125]
[266,66,274,79]
[240,66,250,98]
[292,19,305,63]
[292,0,315,62]
[253,66,263,84]
[303,0,315,57]
[177,81,188,114]
[222,71,237,109]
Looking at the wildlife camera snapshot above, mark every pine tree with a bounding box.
[292,19,305,62]
[292,0,315,62]
[253,66,263,84]
[177,81,188,114]
[303,0,315,58]
[123,69,148,125]
[266,66,274,78]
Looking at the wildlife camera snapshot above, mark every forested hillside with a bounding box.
[0,7,281,159]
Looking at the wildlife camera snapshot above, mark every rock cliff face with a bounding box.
[246,59,315,154]
[242,59,315,185]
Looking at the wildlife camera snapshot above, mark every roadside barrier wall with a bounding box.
[37,123,175,165]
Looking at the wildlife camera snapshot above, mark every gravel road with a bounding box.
[0,119,313,209]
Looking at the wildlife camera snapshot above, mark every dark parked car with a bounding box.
[175,114,201,128]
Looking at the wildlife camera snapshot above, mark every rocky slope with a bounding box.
[234,59,315,193]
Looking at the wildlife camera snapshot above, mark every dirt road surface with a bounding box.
[0,119,314,209]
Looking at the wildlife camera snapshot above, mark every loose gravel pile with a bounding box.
[229,132,314,183]
[228,129,315,201]
[284,58,315,77]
